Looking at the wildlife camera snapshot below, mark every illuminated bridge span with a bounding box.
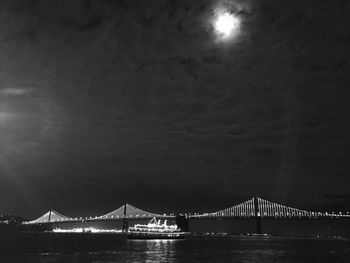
[23,210,74,224]
[190,197,349,219]
[24,204,172,224]
[94,203,170,220]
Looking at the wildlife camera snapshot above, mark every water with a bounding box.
[1,236,349,263]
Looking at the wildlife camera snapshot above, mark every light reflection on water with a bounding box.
[1,236,350,263]
[127,239,178,262]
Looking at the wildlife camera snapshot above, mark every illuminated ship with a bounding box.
[128,217,189,239]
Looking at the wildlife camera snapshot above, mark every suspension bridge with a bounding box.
[23,203,171,224]
[23,197,349,233]
[189,197,348,219]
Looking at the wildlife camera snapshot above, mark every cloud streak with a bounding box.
[1,87,35,96]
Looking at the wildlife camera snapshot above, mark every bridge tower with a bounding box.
[122,203,129,232]
[254,197,262,234]
[48,210,52,222]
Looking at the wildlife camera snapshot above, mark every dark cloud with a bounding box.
[0,0,349,217]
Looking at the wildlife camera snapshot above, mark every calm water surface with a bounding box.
[2,236,350,263]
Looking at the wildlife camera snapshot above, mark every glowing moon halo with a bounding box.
[213,12,240,40]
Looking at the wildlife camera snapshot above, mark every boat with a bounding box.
[128,217,189,239]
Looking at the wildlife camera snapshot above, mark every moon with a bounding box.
[213,12,240,40]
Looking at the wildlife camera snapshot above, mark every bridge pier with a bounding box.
[122,218,129,232]
[176,215,189,232]
[256,217,262,234]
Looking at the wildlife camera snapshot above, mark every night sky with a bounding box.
[0,0,349,219]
